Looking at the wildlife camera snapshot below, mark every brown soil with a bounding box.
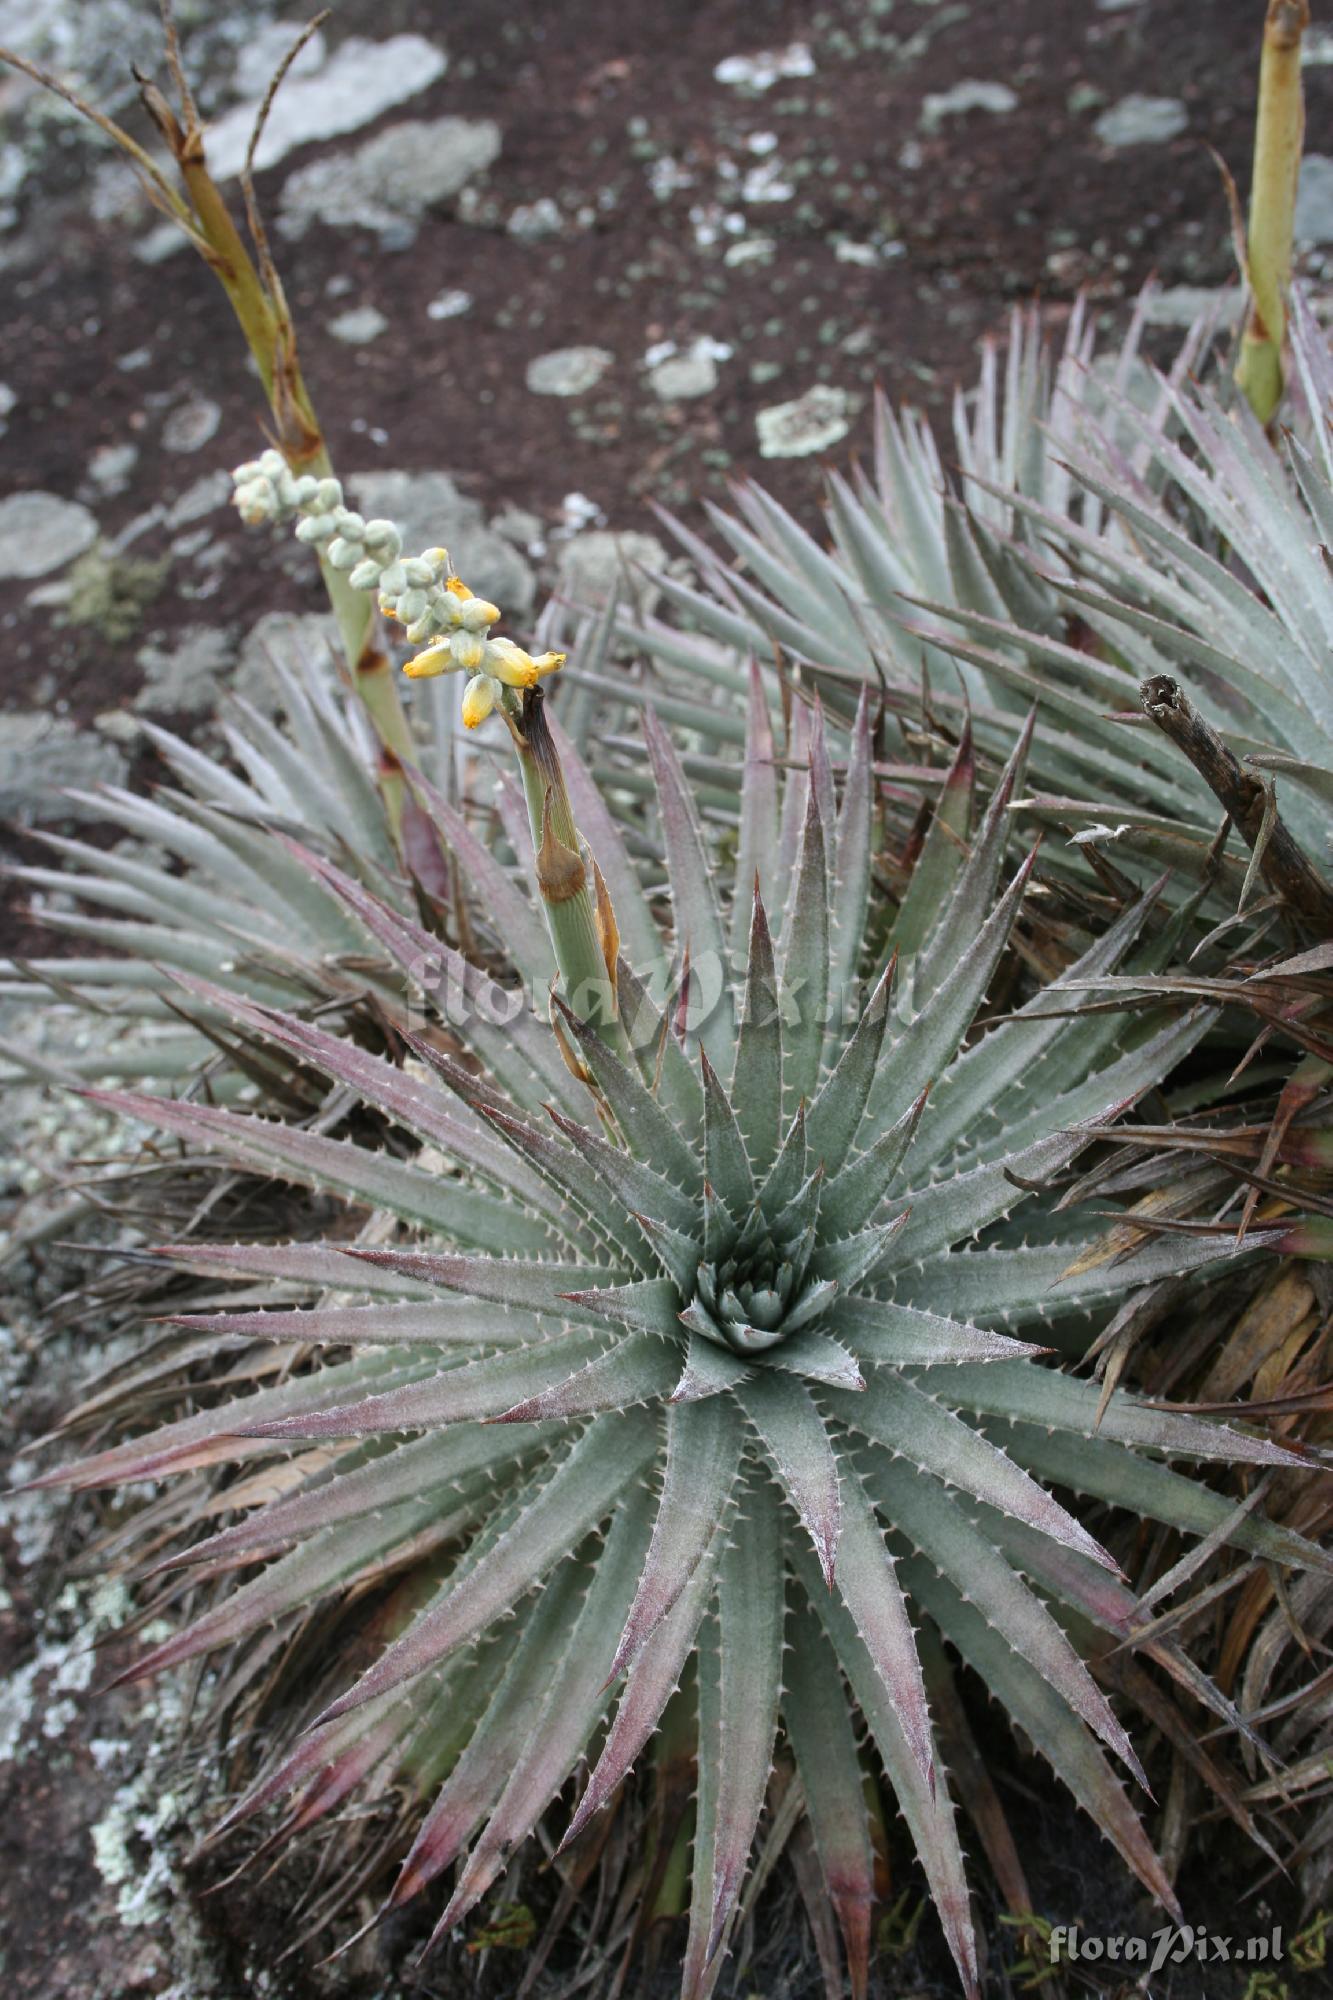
[1,0,1318,736]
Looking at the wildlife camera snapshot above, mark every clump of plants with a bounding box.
[29,482,1330,2000]
[6,5,1333,1999]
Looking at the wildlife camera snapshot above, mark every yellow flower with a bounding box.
[451,630,487,672]
[402,641,452,679]
[461,674,499,729]
[486,638,567,688]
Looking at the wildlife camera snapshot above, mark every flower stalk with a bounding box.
[505,685,622,1043]
[1235,0,1310,424]
[246,455,622,1040]
[0,5,415,823]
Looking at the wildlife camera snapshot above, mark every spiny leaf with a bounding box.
[156,1424,537,1575]
[937,1360,1309,1468]
[672,1325,751,1402]
[760,1100,810,1220]
[562,1275,687,1339]
[34,1350,435,1491]
[734,659,782,958]
[1002,1421,1333,1576]
[404,766,553,987]
[780,782,830,1112]
[152,1240,437,1298]
[477,1105,654,1270]
[285,835,586,1117]
[804,1548,978,1999]
[784,1600,875,2000]
[545,1103,701,1238]
[902,1553,1180,1922]
[391,1567,585,1906]
[683,1480,784,1990]
[864,845,1038,1144]
[731,889,783,1179]
[809,1213,909,1289]
[118,1488,453,1686]
[84,1088,554,1257]
[872,1453,1147,1786]
[736,1372,842,1584]
[830,1463,936,1792]
[239,1331,613,1438]
[888,717,975,964]
[642,703,731,1072]
[562,1535,720,1850]
[828,1296,1044,1367]
[701,1048,755,1212]
[318,1413,657,1722]
[436,1499,652,1929]
[829,689,874,1006]
[554,998,702,1195]
[766,1327,865,1392]
[615,956,706,1140]
[837,1370,1120,1575]
[346,1246,624,1313]
[610,1393,744,1677]
[804,960,892,1180]
[494,1330,677,1423]
[163,1301,554,1350]
[819,1086,929,1237]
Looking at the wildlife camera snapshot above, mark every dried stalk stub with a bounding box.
[1139,673,1333,934]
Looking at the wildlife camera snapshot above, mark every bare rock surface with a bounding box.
[205,33,450,178]
[0,712,127,820]
[278,115,501,245]
[0,493,97,579]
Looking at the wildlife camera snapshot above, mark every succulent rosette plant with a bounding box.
[36,621,1327,1997]
[611,293,1333,907]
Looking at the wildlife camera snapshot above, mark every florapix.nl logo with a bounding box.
[1049,1922,1284,1976]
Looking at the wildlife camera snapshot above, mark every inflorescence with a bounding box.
[232,449,564,727]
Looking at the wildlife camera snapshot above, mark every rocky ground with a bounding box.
[0,0,1331,938]
[3,1,1333,1995]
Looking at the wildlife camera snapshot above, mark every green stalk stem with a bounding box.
[1236,0,1309,425]
[507,689,624,1044]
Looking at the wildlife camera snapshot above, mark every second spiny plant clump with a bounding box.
[30,478,1332,1998]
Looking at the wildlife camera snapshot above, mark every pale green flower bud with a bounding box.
[295,515,338,543]
[362,520,402,555]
